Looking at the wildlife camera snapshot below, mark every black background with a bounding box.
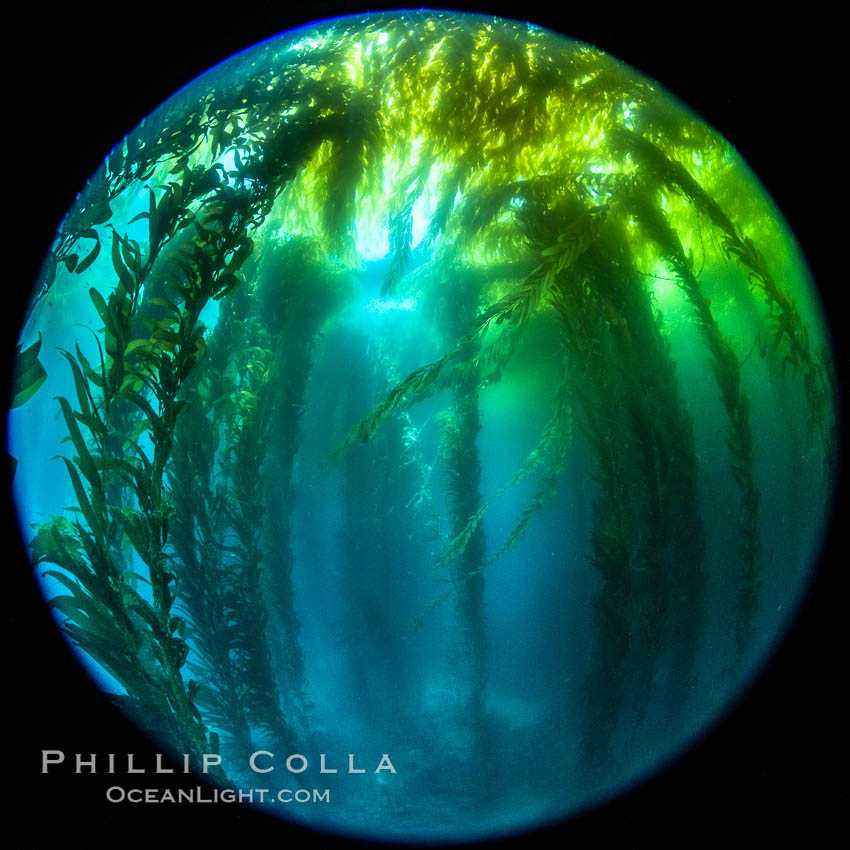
[6,2,844,845]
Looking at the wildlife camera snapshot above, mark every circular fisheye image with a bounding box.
[7,6,840,845]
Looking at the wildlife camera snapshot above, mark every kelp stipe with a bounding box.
[10,10,838,844]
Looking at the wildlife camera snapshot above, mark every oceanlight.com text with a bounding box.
[106,786,330,804]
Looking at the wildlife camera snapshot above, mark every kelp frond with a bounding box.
[435,390,573,570]
[11,333,48,409]
[611,128,828,432]
[625,184,762,658]
[344,205,605,450]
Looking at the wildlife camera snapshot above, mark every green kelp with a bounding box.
[10,10,837,844]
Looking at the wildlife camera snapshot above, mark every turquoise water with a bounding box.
[8,10,839,844]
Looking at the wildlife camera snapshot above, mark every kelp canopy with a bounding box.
[9,10,837,844]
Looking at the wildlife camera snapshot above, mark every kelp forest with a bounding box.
[8,11,837,843]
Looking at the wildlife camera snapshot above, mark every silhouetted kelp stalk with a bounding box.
[538,198,704,768]
[434,269,491,745]
[219,323,300,756]
[614,130,829,436]
[624,185,761,667]
[337,329,422,735]
[168,236,353,757]
[168,321,256,761]
[249,238,354,730]
[168,281,305,762]
[432,356,573,572]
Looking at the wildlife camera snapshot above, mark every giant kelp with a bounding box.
[335,325,423,734]
[12,10,836,836]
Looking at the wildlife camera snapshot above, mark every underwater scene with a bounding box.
[7,7,841,845]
